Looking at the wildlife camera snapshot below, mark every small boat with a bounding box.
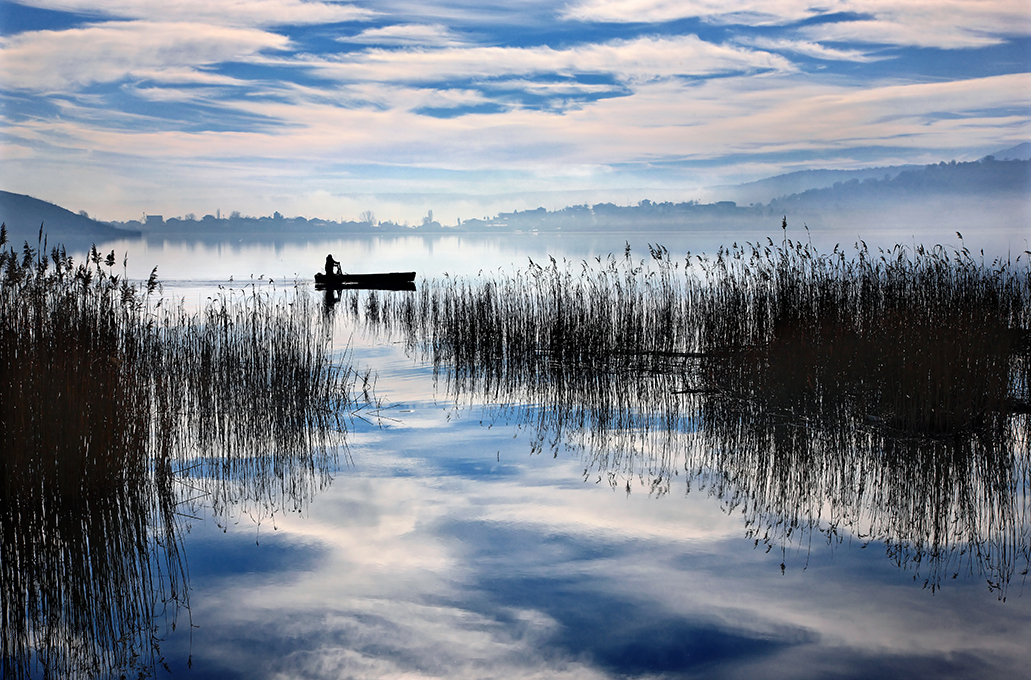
[315,271,416,291]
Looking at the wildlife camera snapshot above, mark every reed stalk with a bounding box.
[346,228,1031,595]
[0,225,364,679]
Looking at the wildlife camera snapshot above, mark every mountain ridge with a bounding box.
[0,190,140,248]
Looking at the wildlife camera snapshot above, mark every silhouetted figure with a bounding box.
[325,253,341,277]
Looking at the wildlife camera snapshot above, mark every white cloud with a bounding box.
[800,10,1026,49]
[301,35,793,85]
[128,85,227,103]
[0,21,290,92]
[6,70,1026,179]
[561,0,1031,50]
[9,0,375,28]
[345,24,470,47]
[832,1,1030,49]
[553,73,1031,163]
[484,79,624,96]
[560,0,834,25]
[288,80,492,112]
[738,36,883,62]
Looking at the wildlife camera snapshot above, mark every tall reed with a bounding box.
[346,228,1031,595]
[695,228,1029,434]
[0,225,365,679]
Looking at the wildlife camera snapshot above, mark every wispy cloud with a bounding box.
[737,36,884,62]
[0,22,290,92]
[0,0,1027,220]
[344,24,470,47]
[560,0,829,26]
[8,0,376,28]
[304,35,793,85]
[7,70,1025,169]
[800,4,1031,49]
[562,0,1031,50]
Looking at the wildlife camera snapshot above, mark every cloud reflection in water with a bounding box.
[163,397,1031,678]
[151,236,1031,677]
[341,239,1031,597]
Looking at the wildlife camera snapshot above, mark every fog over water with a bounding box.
[77,208,1029,291]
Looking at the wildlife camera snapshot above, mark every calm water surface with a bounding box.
[64,228,1031,678]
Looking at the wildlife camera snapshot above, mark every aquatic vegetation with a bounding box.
[688,230,1030,594]
[694,226,1029,434]
[345,226,1031,596]
[146,284,366,525]
[0,226,365,679]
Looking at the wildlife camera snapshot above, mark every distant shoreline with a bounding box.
[3,157,1027,246]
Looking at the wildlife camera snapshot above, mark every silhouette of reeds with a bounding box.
[147,284,363,524]
[687,228,1030,594]
[694,225,1029,435]
[0,225,365,679]
[347,227,1031,594]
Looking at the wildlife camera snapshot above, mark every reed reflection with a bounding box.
[0,227,362,679]
[349,230,1031,596]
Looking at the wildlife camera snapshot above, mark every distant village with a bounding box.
[2,155,1025,245]
[118,200,767,236]
[113,156,1028,236]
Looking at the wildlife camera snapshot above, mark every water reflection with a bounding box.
[0,240,360,678]
[0,428,187,679]
[348,239,1031,596]
[157,287,357,527]
[6,228,1030,677]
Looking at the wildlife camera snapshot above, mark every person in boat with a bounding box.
[324,253,341,277]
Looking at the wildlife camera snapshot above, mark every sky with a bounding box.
[0,0,1029,224]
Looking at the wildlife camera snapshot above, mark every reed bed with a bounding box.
[347,245,700,433]
[346,226,1031,594]
[149,285,365,525]
[0,226,365,679]
[687,228,1030,594]
[696,227,1029,435]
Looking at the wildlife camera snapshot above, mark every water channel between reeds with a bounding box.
[2,226,1030,679]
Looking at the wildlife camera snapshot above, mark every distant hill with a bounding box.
[709,142,1029,204]
[770,157,1031,210]
[710,165,922,205]
[755,157,1031,237]
[461,157,1029,233]
[0,190,139,249]
[4,148,1027,242]
[989,142,1031,161]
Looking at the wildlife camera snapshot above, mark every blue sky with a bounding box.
[0,0,1028,223]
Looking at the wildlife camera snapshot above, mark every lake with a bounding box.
[8,223,1031,679]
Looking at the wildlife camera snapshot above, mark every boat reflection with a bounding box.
[322,281,416,313]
